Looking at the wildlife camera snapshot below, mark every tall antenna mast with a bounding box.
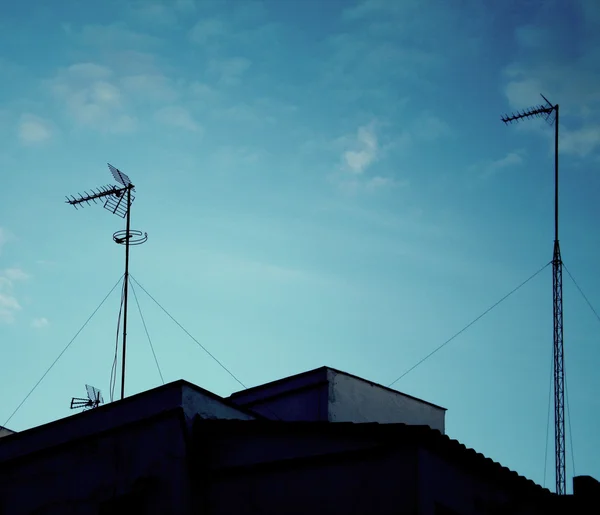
[501,95,565,495]
[65,164,147,401]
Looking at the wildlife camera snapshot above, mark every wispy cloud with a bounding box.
[32,317,49,329]
[343,124,379,175]
[74,23,162,50]
[470,151,525,180]
[331,123,404,193]
[321,0,485,110]
[208,57,252,86]
[4,268,30,282]
[154,105,201,132]
[189,18,228,45]
[120,73,179,102]
[0,228,7,255]
[127,2,179,27]
[561,126,600,158]
[47,62,137,133]
[195,248,339,288]
[17,114,54,145]
[503,0,600,157]
[0,267,29,324]
[412,112,452,142]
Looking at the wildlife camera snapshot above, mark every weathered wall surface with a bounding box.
[182,384,255,424]
[234,383,329,422]
[328,370,446,433]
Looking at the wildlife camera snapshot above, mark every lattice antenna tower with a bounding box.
[501,95,565,495]
[65,164,148,401]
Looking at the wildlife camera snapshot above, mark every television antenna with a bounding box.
[501,95,565,495]
[65,163,148,401]
[70,384,104,411]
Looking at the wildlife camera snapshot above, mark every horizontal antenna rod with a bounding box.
[65,185,126,208]
[501,105,554,124]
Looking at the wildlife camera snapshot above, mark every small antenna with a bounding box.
[65,163,147,401]
[500,94,556,126]
[70,384,104,410]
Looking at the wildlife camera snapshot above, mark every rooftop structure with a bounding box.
[1,367,592,513]
[229,366,446,433]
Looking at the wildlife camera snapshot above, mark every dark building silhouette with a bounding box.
[0,367,594,514]
[0,426,13,439]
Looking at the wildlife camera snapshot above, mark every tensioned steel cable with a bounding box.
[3,275,124,427]
[389,261,551,387]
[114,276,285,420]
[109,279,126,402]
[563,263,600,325]
[130,275,247,389]
[543,344,553,488]
[130,280,164,385]
[565,366,576,479]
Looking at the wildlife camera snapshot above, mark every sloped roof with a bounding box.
[195,418,550,496]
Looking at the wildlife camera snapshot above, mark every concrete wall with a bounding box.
[181,384,255,424]
[234,382,329,422]
[0,410,190,515]
[230,368,445,431]
[328,370,446,433]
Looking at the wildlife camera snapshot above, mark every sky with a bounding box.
[1,0,600,494]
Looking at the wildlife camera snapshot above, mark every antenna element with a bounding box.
[70,384,104,410]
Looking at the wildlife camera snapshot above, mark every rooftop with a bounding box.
[195,417,551,496]
[230,365,446,411]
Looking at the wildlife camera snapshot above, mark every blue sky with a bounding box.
[1,0,600,493]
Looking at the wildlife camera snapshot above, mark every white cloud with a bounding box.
[208,57,252,86]
[4,268,30,282]
[120,74,179,102]
[0,267,29,324]
[366,176,403,190]
[0,228,9,255]
[128,2,178,26]
[154,106,201,132]
[503,1,600,157]
[412,112,452,142]
[17,114,54,144]
[0,294,21,324]
[77,24,161,50]
[47,62,138,133]
[474,151,525,180]
[330,123,408,194]
[561,125,600,158]
[67,62,112,81]
[343,124,379,175]
[504,77,545,111]
[189,18,228,45]
[32,317,49,329]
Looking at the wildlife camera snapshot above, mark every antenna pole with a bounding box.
[121,185,132,401]
[552,104,565,495]
[501,97,566,494]
[66,163,147,403]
